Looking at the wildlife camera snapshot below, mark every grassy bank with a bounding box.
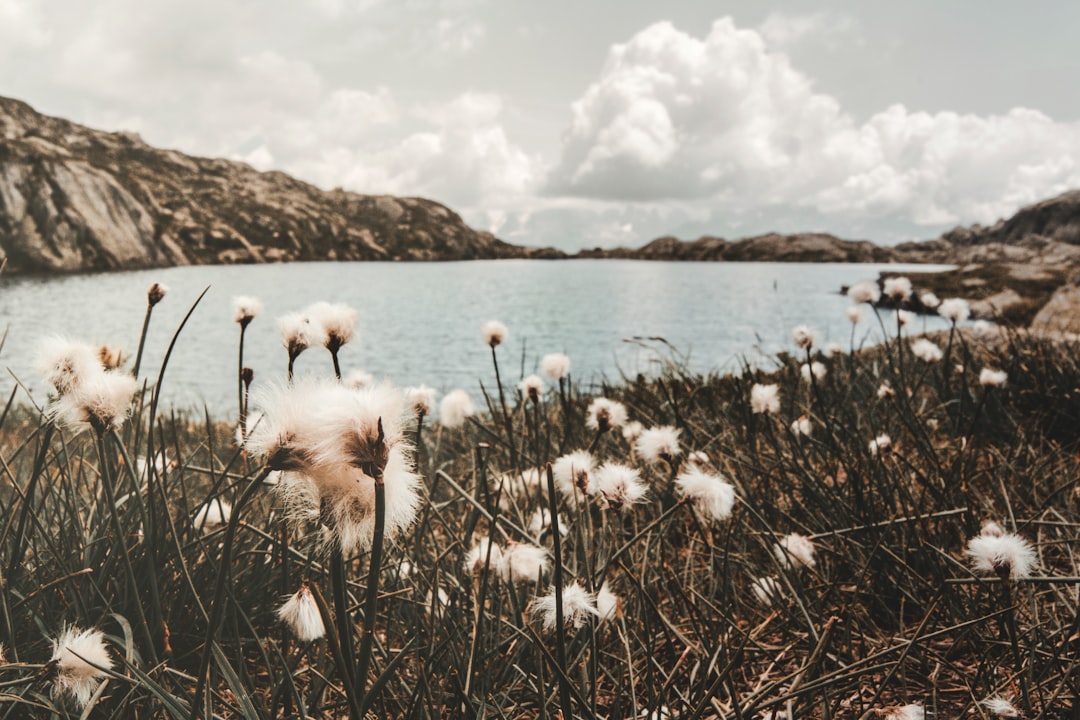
[0,288,1078,719]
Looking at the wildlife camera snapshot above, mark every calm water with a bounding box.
[0,260,951,415]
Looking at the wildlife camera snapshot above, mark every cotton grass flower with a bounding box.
[552,450,596,503]
[277,584,325,642]
[845,305,864,324]
[886,704,924,720]
[518,374,544,402]
[636,425,681,465]
[49,626,113,708]
[883,276,912,301]
[532,582,599,633]
[465,537,505,575]
[147,282,168,306]
[897,309,915,327]
[967,531,1036,579]
[774,533,816,569]
[800,362,826,382]
[790,415,812,438]
[345,369,374,389]
[439,389,475,428]
[877,383,895,399]
[980,696,1020,717]
[97,344,124,371]
[622,420,644,441]
[847,280,881,304]
[938,297,971,323]
[278,312,316,369]
[595,462,647,512]
[305,301,358,354]
[911,338,943,363]
[869,433,892,456]
[596,582,620,622]
[791,324,818,350]
[232,295,263,327]
[750,383,780,414]
[541,352,571,380]
[979,368,1008,387]
[751,576,784,607]
[675,467,735,522]
[404,385,437,417]
[51,370,138,435]
[36,337,105,397]
[919,292,940,309]
[586,397,627,433]
[501,542,550,584]
[245,379,421,553]
[528,507,568,539]
[482,320,508,347]
[194,499,232,533]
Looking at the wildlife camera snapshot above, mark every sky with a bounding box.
[3,0,1080,251]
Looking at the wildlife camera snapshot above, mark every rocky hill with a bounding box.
[0,96,561,274]
[578,232,894,263]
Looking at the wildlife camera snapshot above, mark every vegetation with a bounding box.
[0,282,1077,719]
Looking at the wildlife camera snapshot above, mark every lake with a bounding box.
[0,260,953,416]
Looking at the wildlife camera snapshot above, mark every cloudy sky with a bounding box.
[3,1,1080,250]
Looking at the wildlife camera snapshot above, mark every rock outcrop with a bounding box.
[0,96,561,274]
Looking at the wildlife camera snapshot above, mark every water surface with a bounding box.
[0,260,952,415]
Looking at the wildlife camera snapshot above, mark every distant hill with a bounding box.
[580,191,1080,265]
[0,96,563,275]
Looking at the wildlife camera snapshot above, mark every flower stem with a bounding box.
[355,478,386,713]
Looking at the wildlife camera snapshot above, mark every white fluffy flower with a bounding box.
[790,415,812,438]
[586,398,628,432]
[245,380,421,553]
[887,704,924,720]
[147,282,168,306]
[826,341,844,357]
[981,520,1006,538]
[277,585,325,642]
[774,533,816,569]
[791,324,818,350]
[528,507,568,539]
[869,434,892,456]
[596,582,620,622]
[967,532,1037,579]
[404,385,437,417]
[938,297,971,323]
[232,295,263,326]
[877,383,895,399]
[518,374,544,402]
[845,305,864,324]
[532,582,599,633]
[622,420,645,441]
[911,338,943,363]
[979,368,1008,387]
[595,463,648,512]
[980,696,1019,717]
[636,426,681,464]
[847,280,881,304]
[801,362,827,382]
[675,467,736,522]
[750,576,784,607]
[194,499,232,533]
[482,320,508,347]
[278,312,316,359]
[919,292,940,309]
[440,389,476,428]
[51,370,138,435]
[50,626,114,708]
[552,450,596,504]
[305,301,358,352]
[343,369,373,390]
[501,542,550,584]
[465,537,505,575]
[883,276,912,301]
[750,383,780,414]
[897,309,915,327]
[541,352,571,380]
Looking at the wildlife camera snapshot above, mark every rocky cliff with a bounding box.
[0,96,561,274]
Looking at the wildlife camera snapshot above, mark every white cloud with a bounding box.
[547,18,1080,236]
[0,0,51,50]
[758,11,857,49]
